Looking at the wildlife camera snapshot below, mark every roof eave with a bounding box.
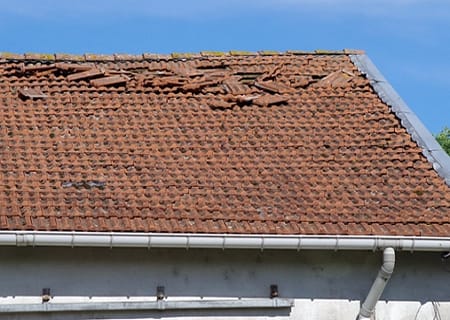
[350,54,450,186]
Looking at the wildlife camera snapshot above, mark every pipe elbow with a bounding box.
[380,247,395,278]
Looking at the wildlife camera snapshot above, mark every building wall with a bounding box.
[0,247,449,319]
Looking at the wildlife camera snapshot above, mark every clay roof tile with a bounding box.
[0,50,449,236]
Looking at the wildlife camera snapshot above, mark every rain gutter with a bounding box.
[2,231,450,251]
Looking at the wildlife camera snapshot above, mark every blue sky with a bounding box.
[1,0,449,133]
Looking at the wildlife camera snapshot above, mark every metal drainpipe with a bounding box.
[358,247,395,320]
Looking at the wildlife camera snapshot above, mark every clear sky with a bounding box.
[1,0,449,133]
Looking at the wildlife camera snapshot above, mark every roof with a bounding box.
[1,50,449,237]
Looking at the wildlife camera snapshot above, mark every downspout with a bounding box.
[358,247,395,320]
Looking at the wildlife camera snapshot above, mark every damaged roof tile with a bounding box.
[316,69,355,87]
[90,75,129,87]
[55,62,94,71]
[223,78,252,95]
[67,68,105,81]
[254,81,294,94]
[21,63,56,72]
[253,94,288,107]
[18,88,47,99]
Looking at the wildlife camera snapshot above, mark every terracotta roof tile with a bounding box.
[0,51,449,236]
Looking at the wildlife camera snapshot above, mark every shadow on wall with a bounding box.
[0,247,449,303]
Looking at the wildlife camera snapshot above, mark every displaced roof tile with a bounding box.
[254,81,294,94]
[316,69,355,87]
[18,88,47,99]
[67,68,105,81]
[90,75,129,87]
[253,95,288,107]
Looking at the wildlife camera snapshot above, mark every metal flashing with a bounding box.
[350,54,450,186]
[0,298,293,313]
[0,49,361,63]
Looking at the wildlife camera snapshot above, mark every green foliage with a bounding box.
[435,127,450,155]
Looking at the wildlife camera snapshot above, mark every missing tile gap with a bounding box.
[61,181,106,190]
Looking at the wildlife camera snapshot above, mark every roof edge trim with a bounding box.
[3,231,450,252]
[350,54,450,186]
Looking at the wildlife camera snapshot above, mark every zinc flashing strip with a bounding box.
[350,54,450,186]
[0,299,293,313]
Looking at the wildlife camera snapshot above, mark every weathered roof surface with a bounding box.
[1,50,449,236]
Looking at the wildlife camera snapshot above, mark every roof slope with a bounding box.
[1,51,449,236]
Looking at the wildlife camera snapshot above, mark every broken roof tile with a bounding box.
[18,88,47,99]
[253,95,288,107]
[208,99,233,110]
[145,76,186,88]
[254,81,294,94]
[90,75,129,87]
[55,63,94,71]
[316,69,355,87]
[67,68,105,81]
[223,78,252,95]
[229,94,261,104]
[20,63,56,73]
[166,64,203,77]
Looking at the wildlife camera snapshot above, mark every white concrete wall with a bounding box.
[0,247,449,319]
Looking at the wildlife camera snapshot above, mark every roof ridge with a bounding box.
[350,54,450,187]
[0,49,365,62]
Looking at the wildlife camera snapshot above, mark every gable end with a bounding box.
[350,54,450,186]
